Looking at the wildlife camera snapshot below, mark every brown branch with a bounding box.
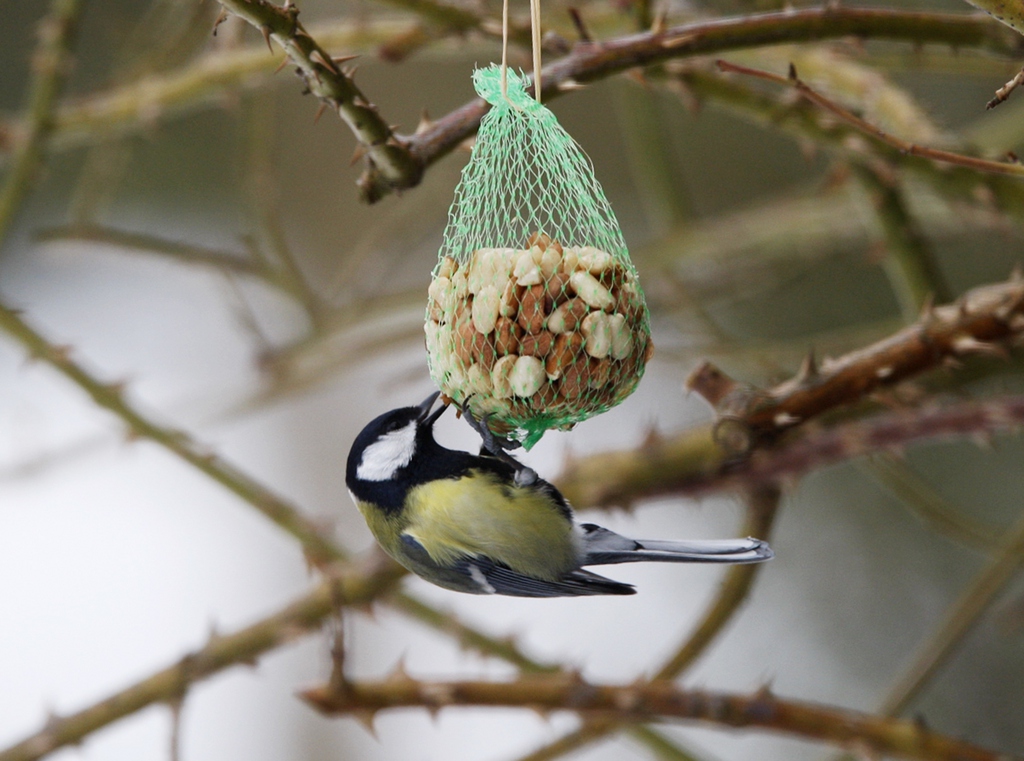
[302,675,1016,761]
[561,394,1024,511]
[519,488,781,761]
[558,276,1024,509]
[700,394,1024,495]
[716,59,1024,178]
[213,0,423,203]
[0,553,406,761]
[366,6,1023,201]
[694,276,1024,442]
[0,0,84,245]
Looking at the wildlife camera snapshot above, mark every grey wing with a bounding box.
[400,534,634,597]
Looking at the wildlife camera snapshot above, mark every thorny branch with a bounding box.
[199,3,1024,203]
[0,298,559,690]
[301,674,1018,761]
[213,0,423,202]
[688,393,1024,497]
[0,552,406,761]
[559,275,1024,509]
[0,299,346,567]
[520,488,781,761]
[715,59,1024,178]
[377,6,1024,201]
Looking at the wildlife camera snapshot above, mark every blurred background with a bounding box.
[2,0,1024,759]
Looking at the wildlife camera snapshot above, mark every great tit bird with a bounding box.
[345,392,773,597]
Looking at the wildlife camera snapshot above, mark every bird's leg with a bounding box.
[460,403,538,487]
[460,402,520,454]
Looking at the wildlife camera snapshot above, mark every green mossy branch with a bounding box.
[0,299,346,566]
[0,0,84,244]
[0,554,407,761]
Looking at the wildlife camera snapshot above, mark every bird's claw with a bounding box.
[460,401,535,481]
[460,402,521,455]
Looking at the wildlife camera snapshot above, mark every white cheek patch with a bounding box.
[356,421,418,481]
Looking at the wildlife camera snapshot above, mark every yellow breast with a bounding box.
[402,471,578,580]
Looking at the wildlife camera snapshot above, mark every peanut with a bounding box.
[494,317,522,356]
[513,248,543,286]
[454,317,476,366]
[559,362,586,400]
[500,280,519,317]
[560,246,579,274]
[465,363,492,396]
[588,357,611,388]
[517,284,547,334]
[577,246,613,274]
[570,270,614,311]
[581,311,613,359]
[471,330,496,370]
[472,285,501,334]
[545,332,583,380]
[544,272,571,306]
[427,276,453,313]
[437,255,457,279]
[468,248,514,294]
[509,356,546,397]
[526,231,552,250]
[608,313,634,360]
[491,355,518,399]
[520,330,554,357]
[547,298,588,334]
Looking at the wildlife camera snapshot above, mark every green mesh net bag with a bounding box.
[425,65,652,447]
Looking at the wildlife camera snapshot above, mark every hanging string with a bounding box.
[530,0,542,102]
[500,0,542,106]
[500,0,511,102]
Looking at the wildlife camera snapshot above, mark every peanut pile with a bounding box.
[426,232,652,429]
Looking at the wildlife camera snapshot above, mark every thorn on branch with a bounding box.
[685,360,739,408]
[650,5,668,35]
[987,66,1024,109]
[795,350,819,385]
[212,9,229,35]
[310,48,339,75]
[567,8,593,42]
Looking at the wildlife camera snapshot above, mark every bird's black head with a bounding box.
[346,392,450,510]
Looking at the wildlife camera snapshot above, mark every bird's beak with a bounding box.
[417,391,448,427]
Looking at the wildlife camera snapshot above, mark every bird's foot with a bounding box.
[460,402,521,455]
[461,402,536,483]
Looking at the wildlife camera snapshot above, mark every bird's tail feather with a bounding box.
[579,525,773,566]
